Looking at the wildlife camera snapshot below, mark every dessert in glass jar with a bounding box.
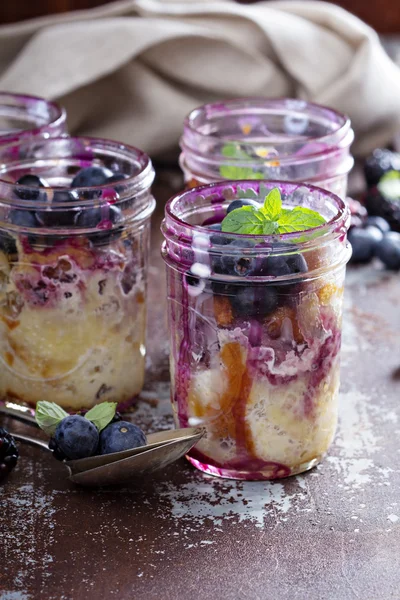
[0,136,155,410]
[162,180,351,480]
[0,92,67,147]
[180,98,354,198]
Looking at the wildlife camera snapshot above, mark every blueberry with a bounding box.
[376,231,400,269]
[54,415,99,460]
[207,223,222,231]
[226,199,259,214]
[348,226,382,263]
[75,205,123,245]
[106,172,127,184]
[258,253,308,277]
[99,421,147,455]
[364,149,400,187]
[10,209,38,228]
[71,166,113,188]
[365,225,383,244]
[364,183,400,233]
[48,436,68,461]
[53,190,80,203]
[285,254,308,274]
[0,232,17,255]
[365,216,390,233]
[15,174,47,201]
[231,285,278,318]
[213,238,255,277]
[209,231,232,247]
[35,190,80,227]
[186,274,201,287]
[74,204,122,229]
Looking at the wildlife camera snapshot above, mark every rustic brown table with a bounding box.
[1,168,400,600]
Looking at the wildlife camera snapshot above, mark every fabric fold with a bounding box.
[0,0,399,156]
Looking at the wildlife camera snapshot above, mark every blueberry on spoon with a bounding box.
[53,415,99,460]
[99,421,147,455]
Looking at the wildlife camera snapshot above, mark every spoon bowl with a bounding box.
[65,427,205,474]
[10,427,205,487]
[68,435,203,486]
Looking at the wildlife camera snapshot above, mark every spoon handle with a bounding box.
[0,403,37,426]
[11,432,50,451]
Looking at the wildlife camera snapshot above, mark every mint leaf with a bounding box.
[277,207,325,233]
[377,170,400,201]
[221,143,249,160]
[261,188,282,221]
[219,144,264,179]
[221,206,267,234]
[263,221,279,235]
[85,402,117,432]
[221,187,325,236]
[35,401,68,436]
[220,165,264,180]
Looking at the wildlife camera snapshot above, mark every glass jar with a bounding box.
[0,136,155,410]
[0,93,67,147]
[162,180,351,480]
[180,98,354,198]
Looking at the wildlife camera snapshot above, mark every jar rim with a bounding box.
[0,135,155,211]
[164,179,349,249]
[0,91,67,143]
[182,97,352,163]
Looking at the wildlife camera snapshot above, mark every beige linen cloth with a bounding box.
[0,0,400,156]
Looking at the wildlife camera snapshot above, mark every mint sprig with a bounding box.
[84,402,117,432]
[221,188,325,235]
[219,143,264,180]
[35,400,117,436]
[36,401,69,435]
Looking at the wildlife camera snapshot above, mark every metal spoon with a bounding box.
[0,403,204,473]
[11,427,205,487]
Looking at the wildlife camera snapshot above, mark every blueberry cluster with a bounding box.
[191,199,308,320]
[49,414,147,461]
[347,149,400,270]
[364,149,400,187]
[7,166,127,245]
[363,149,400,234]
[0,427,19,482]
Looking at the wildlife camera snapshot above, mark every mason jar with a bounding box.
[0,136,155,410]
[0,92,67,147]
[180,98,354,198]
[162,180,351,480]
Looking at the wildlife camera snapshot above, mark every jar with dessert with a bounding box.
[180,98,354,198]
[0,136,155,411]
[162,180,351,480]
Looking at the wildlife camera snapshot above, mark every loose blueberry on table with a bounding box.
[346,148,400,270]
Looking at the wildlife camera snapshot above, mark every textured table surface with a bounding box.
[1,169,400,600]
